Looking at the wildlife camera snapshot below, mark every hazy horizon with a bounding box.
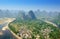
[0,0,60,12]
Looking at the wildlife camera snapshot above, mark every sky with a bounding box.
[0,0,60,12]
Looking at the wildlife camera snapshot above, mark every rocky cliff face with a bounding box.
[17,10,36,20]
[28,10,36,20]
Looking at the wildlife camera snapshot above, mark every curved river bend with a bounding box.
[0,18,16,39]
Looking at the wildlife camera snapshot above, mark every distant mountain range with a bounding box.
[34,10,60,20]
[0,10,19,18]
[17,10,36,20]
[0,9,60,21]
[0,9,60,27]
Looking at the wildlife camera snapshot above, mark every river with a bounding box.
[0,18,17,39]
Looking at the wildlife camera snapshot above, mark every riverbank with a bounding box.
[0,18,20,39]
[44,20,58,27]
[7,26,22,39]
[5,18,22,39]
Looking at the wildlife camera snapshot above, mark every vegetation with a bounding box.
[9,19,60,39]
